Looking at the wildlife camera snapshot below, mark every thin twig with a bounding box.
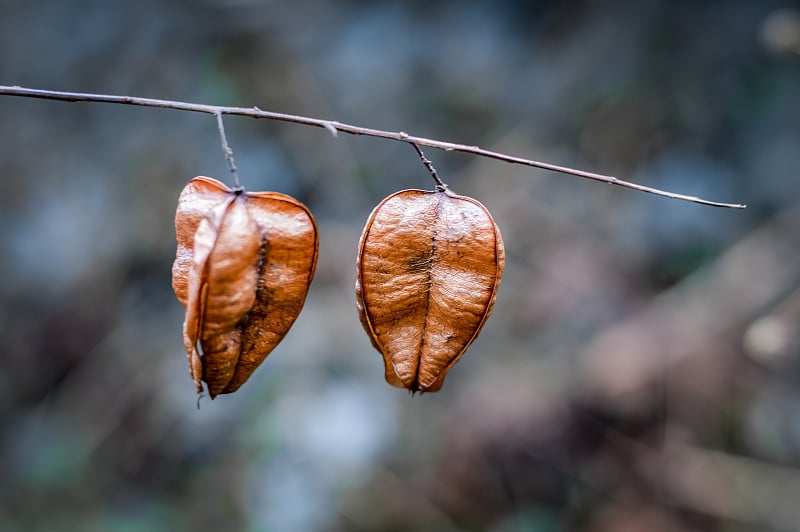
[0,85,746,208]
[411,143,447,192]
[214,112,241,190]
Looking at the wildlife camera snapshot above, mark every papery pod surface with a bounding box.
[172,176,318,398]
[356,189,504,393]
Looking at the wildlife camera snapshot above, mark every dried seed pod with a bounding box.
[356,189,504,393]
[172,176,318,398]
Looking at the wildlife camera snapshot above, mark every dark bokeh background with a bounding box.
[1,1,799,530]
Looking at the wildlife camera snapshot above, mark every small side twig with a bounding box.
[214,112,240,190]
[411,143,447,192]
[0,85,746,208]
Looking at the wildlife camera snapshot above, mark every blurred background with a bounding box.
[1,0,799,530]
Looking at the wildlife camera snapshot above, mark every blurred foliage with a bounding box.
[1,0,799,530]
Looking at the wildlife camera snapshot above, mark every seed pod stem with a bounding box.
[411,143,447,192]
[214,112,241,191]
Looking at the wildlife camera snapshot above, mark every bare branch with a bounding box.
[0,85,746,209]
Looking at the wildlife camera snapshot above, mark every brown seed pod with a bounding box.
[172,176,318,398]
[356,189,504,393]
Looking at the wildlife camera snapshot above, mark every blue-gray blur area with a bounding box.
[1,0,799,530]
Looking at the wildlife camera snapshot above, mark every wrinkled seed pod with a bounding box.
[356,189,504,393]
[172,176,318,398]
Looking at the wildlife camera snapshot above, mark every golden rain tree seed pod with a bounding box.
[356,189,505,393]
[172,176,318,398]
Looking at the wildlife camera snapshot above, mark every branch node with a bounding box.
[323,122,339,138]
